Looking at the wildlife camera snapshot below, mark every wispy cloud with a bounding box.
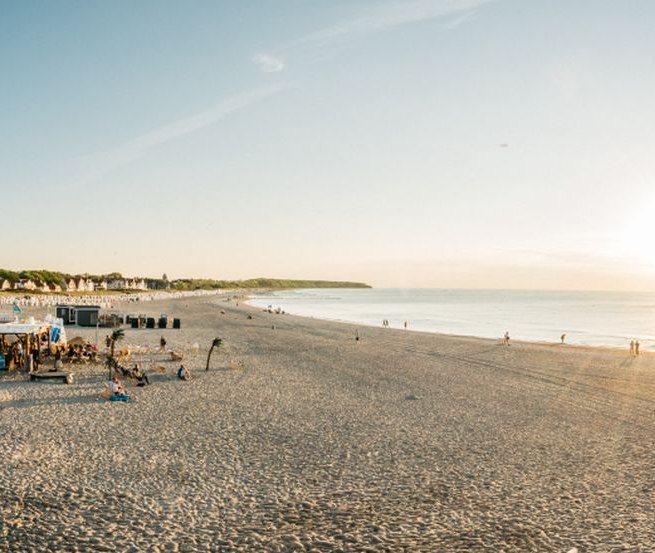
[59,1,495,190]
[443,10,475,29]
[128,83,287,150]
[58,83,288,190]
[294,0,494,47]
[251,53,285,73]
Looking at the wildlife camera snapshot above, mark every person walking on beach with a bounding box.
[504,331,510,346]
[635,340,640,355]
[630,340,635,355]
[404,321,408,330]
[560,334,566,344]
[160,336,167,352]
[355,329,360,343]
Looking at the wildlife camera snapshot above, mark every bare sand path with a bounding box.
[2,295,655,552]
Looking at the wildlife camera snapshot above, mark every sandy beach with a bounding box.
[2,294,655,552]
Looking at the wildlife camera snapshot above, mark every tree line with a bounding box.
[0,269,370,291]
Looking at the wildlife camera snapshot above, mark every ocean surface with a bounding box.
[248,289,655,351]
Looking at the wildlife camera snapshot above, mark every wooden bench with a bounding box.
[30,371,74,384]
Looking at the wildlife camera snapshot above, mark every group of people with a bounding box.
[109,363,191,399]
[0,334,50,371]
[3,339,96,373]
[502,332,646,355]
[109,363,151,399]
[59,343,97,366]
[106,332,194,400]
[380,320,408,329]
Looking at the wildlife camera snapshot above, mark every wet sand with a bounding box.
[2,294,655,552]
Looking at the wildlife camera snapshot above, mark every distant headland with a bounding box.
[0,269,371,293]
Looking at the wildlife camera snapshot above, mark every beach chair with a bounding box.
[109,394,129,402]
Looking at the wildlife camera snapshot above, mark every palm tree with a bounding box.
[108,328,125,379]
[206,337,222,371]
[110,328,124,358]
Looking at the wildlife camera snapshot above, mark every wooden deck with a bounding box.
[30,371,74,384]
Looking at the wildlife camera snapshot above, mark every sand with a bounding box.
[2,294,655,552]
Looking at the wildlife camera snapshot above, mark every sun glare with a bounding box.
[617,201,655,271]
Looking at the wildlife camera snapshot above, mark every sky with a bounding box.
[2,0,655,290]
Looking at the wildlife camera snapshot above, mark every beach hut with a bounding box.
[76,306,100,327]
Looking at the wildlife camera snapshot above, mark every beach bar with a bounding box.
[0,321,52,371]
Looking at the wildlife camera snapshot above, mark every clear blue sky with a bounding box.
[2,0,655,289]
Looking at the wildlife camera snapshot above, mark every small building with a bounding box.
[16,279,37,290]
[76,306,100,327]
[56,305,77,325]
[0,279,13,290]
[94,280,108,291]
[35,280,49,292]
[73,277,92,292]
[48,282,63,293]
[65,278,77,292]
[107,278,126,290]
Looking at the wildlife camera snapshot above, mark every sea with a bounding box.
[247,288,655,351]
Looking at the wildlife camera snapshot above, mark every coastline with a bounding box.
[244,292,648,356]
[2,294,655,551]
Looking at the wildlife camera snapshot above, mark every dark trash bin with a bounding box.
[146,317,155,329]
[126,315,132,324]
[158,317,167,329]
[131,318,139,329]
[173,318,181,329]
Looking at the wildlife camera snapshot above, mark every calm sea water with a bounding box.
[248,289,655,351]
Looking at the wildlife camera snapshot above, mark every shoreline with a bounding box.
[243,293,647,357]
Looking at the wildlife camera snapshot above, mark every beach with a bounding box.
[2,294,655,552]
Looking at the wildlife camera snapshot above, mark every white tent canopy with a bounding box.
[0,323,51,335]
